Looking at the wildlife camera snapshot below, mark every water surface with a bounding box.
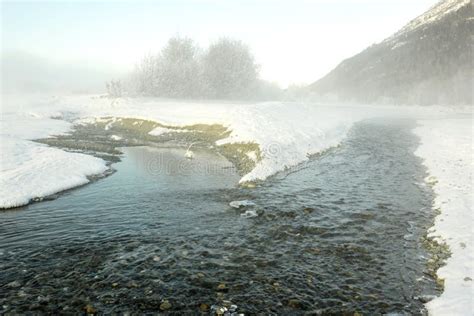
[0,119,437,314]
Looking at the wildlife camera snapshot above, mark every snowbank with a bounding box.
[0,93,462,210]
[0,95,108,208]
[2,95,370,187]
[216,103,362,182]
[414,117,473,315]
[0,137,108,208]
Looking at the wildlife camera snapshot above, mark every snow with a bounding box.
[149,127,175,136]
[391,41,407,50]
[3,95,372,207]
[385,0,469,45]
[0,95,108,209]
[246,151,258,162]
[149,126,189,136]
[0,137,107,209]
[401,0,469,33]
[414,116,473,315]
[2,95,374,187]
[216,102,364,183]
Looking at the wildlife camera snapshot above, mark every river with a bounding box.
[0,118,439,314]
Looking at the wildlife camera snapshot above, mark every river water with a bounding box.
[0,119,438,314]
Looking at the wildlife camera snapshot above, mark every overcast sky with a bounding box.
[2,0,437,88]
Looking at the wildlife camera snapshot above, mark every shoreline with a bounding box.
[413,117,473,315]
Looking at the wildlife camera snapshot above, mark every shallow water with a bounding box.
[0,119,437,314]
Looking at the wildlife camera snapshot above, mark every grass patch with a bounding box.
[217,142,261,176]
[36,138,121,155]
[35,117,262,179]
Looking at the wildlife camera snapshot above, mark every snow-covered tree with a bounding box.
[132,54,158,96]
[127,36,272,100]
[202,38,259,99]
[106,80,123,98]
[154,36,201,98]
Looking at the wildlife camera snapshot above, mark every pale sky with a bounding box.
[2,0,437,87]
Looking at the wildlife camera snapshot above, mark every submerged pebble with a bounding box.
[159,299,171,311]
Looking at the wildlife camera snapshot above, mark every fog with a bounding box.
[0,1,472,314]
[1,0,437,96]
[1,52,125,94]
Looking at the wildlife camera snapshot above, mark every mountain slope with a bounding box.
[309,0,473,105]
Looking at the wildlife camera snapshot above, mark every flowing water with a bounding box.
[0,119,438,315]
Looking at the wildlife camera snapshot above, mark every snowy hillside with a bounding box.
[392,0,471,36]
[310,0,472,105]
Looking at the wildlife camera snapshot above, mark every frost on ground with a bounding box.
[414,117,473,315]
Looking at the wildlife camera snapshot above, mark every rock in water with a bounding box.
[229,200,255,209]
[84,304,96,314]
[199,303,210,312]
[240,210,258,218]
[160,299,171,311]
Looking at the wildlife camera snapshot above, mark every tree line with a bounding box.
[107,36,283,100]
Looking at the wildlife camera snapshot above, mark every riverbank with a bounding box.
[414,116,473,315]
[1,94,472,313]
[1,95,367,208]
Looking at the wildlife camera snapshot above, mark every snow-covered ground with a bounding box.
[0,95,372,194]
[0,136,107,209]
[414,116,473,315]
[0,95,108,208]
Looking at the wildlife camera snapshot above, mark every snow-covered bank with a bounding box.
[0,137,108,208]
[0,96,108,208]
[1,95,369,187]
[0,94,465,209]
[414,117,473,315]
